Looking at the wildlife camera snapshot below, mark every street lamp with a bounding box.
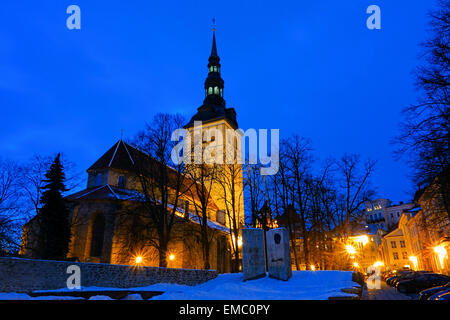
[355,235,369,246]
[434,246,447,269]
[373,261,384,267]
[409,256,418,270]
[346,245,356,255]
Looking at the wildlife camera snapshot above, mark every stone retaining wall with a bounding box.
[0,257,218,293]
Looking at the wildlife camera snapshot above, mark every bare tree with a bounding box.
[217,163,244,272]
[185,162,219,270]
[284,135,314,270]
[334,154,376,235]
[244,164,265,228]
[396,0,450,218]
[116,113,190,268]
[0,158,22,255]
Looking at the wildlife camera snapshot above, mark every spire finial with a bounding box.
[210,19,218,57]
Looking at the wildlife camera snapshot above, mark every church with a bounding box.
[21,29,245,272]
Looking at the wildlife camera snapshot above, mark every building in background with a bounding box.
[345,228,379,272]
[396,186,450,275]
[364,199,415,231]
[379,228,411,271]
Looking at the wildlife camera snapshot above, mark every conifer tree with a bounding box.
[38,154,71,260]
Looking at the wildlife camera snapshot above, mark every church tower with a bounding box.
[184,26,244,231]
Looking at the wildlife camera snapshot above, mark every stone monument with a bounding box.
[266,227,292,281]
[242,228,266,281]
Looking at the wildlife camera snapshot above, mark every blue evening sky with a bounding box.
[0,1,434,202]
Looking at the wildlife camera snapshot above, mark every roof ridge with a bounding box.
[108,141,121,168]
[121,140,135,165]
[75,185,107,199]
[106,184,118,199]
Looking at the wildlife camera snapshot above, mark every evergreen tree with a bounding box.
[38,154,71,260]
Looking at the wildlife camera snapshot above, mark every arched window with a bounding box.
[208,87,213,95]
[90,213,105,257]
[214,87,219,95]
[220,88,223,96]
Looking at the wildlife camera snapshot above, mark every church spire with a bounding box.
[184,23,238,129]
[204,22,225,106]
[211,19,218,57]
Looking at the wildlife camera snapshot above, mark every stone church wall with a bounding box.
[0,257,218,293]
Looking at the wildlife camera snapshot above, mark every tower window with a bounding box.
[95,173,103,186]
[214,86,219,94]
[208,87,213,95]
[90,213,105,258]
[118,175,126,188]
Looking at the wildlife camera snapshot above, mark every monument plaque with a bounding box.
[267,227,292,281]
[242,228,266,281]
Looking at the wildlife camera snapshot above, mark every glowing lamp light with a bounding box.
[310,265,316,271]
[169,254,175,261]
[434,246,448,269]
[135,256,143,264]
[355,235,369,246]
[232,235,243,248]
[374,261,384,267]
[353,262,359,268]
[409,256,418,270]
[346,245,356,255]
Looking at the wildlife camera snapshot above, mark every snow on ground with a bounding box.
[147,271,358,300]
[0,270,358,300]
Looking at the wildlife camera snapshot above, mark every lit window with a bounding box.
[214,86,219,94]
[391,241,396,249]
[208,87,213,95]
